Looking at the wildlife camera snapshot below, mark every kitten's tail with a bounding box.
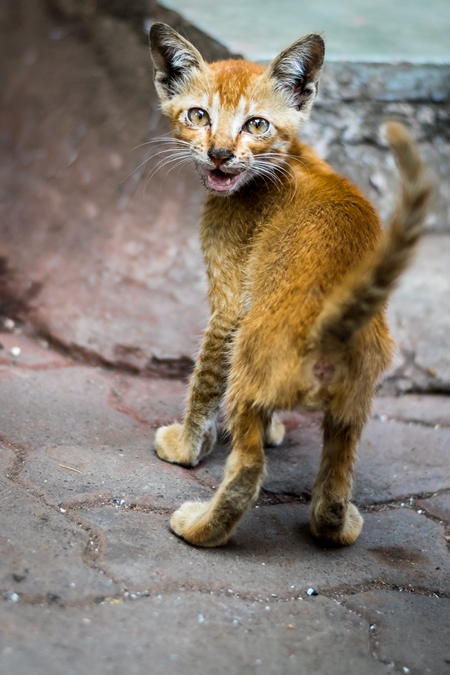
[308,122,432,353]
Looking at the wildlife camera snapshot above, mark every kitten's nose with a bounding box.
[208,147,234,167]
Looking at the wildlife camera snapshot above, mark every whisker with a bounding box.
[145,152,192,179]
[120,144,192,184]
[143,154,193,192]
[257,151,311,175]
[133,136,192,150]
[251,164,285,192]
[252,158,299,205]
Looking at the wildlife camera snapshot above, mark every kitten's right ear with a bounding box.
[149,23,204,102]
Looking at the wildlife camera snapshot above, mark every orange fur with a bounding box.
[149,24,432,547]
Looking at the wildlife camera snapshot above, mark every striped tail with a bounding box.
[308,122,433,352]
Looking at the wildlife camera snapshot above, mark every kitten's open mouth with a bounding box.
[199,167,245,192]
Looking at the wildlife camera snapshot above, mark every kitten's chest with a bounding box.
[200,195,268,311]
[201,196,264,264]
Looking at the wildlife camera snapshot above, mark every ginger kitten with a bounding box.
[149,23,431,547]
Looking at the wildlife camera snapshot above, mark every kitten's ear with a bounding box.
[149,23,204,101]
[268,34,325,112]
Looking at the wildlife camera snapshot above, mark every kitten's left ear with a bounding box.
[149,23,205,102]
[268,34,325,113]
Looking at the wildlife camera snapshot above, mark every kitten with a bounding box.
[149,23,431,547]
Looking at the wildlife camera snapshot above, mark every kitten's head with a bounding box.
[149,23,324,195]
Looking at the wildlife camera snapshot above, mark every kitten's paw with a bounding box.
[265,414,285,447]
[310,500,363,546]
[154,424,197,467]
[170,501,231,547]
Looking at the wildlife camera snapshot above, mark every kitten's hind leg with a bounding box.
[310,410,365,546]
[170,403,265,546]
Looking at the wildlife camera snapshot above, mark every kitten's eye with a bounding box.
[187,108,210,126]
[245,118,270,135]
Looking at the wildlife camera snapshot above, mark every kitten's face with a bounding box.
[165,60,301,194]
[150,24,324,195]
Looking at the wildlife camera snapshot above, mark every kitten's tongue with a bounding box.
[204,168,242,192]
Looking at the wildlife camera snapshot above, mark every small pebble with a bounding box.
[5,590,19,602]
[112,497,125,506]
[4,318,15,331]
[10,346,21,357]
[306,588,318,596]
[198,614,206,624]
[370,624,376,631]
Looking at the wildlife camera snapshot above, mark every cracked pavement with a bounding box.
[1,329,449,675]
[1,2,450,674]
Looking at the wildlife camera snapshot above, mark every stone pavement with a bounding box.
[0,328,449,675]
[1,2,450,674]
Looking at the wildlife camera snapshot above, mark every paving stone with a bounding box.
[0,445,15,475]
[355,419,450,504]
[387,236,450,392]
[343,590,450,675]
[0,366,210,510]
[417,493,450,523]
[0,330,68,370]
[195,413,450,506]
[0,365,144,449]
[373,395,450,428]
[77,505,450,597]
[0,476,119,603]
[21,442,212,511]
[109,374,186,428]
[0,593,391,675]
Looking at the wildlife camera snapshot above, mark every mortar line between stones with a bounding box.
[3,576,449,611]
[3,448,126,593]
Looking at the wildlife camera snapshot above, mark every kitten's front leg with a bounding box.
[170,402,265,546]
[155,313,235,467]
